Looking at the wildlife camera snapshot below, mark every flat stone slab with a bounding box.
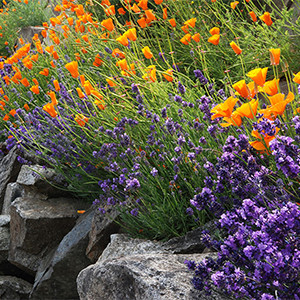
[0,276,32,300]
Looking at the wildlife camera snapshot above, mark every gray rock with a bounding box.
[0,226,10,264]
[99,234,168,263]
[30,210,94,299]
[0,276,32,300]
[2,183,23,215]
[16,165,67,198]
[0,147,21,212]
[0,215,10,227]
[15,27,44,50]
[9,196,82,275]
[77,253,227,300]
[86,208,120,263]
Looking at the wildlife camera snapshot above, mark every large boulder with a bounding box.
[9,196,83,275]
[0,147,21,212]
[86,208,121,263]
[0,276,32,300]
[77,253,225,300]
[30,210,94,299]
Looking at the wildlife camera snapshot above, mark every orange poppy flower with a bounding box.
[247,67,268,86]
[75,114,88,127]
[184,18,196,28]
[9,109,17,117]
[116,35,129,46]
[169,18,176,27]
[230,1,239,9]
[104,5,115,16]
[249,128,279,151]
[208,34,220,45]
[48,91,58,105]
[93,54,103,67]
[180,33,192,45]
[211,96,238,120]
[249,11,257,22]
[269,48,280,65]
[67,17,74,26]
[220,111,242,127]
[118,8,126,15]
[65,61,79,78]
[232,80,250,98]
[116,59,128,71]
[209,27,220,35]
[230,41,242,55]
[3,115,9,121]
[124,28,137,41]
[181,25,189,34]
[106,78,117,87]
[293,72,300,84]
[138,0,148,10]
[137,17,147,28]
[236,99,258,119]
[261,78,279,96]
[192,33,201,43]
[39,68,49,76]
[112,48,126,59]
[30,85,39,94]
[131,3,141,13]
[260,12,273,26]
[154,0,163,4]
[43,103,57,118]
[101,18,115,31]
[53,80,60,91]
[45,45,54,54]
[162,69,173,82]
[142,46,153,59]
[21,78,30,87]
[76,88,85,98]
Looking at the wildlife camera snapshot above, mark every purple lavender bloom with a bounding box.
[177,81,186,95]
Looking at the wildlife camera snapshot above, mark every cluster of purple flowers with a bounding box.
[186,199,300,299]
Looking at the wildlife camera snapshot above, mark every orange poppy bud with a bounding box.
[52,51,59,60]
[209,27,220,35]
[181,25,189,34]
[230,1,239,9]
[169,18,176,27]
[142,46,153,59]
[75,114,89,127]
[101,18,115,31]
[77,210,86,214]
[67,17,74,26]
[91,90,104,100]
[208,34,220,45]
[269,48,280,66]
[21,78,30,87]
[154,0,163,4]
[192,33,200,43]
[0,88,3,95]
[9,109,17,117]
[138,0,148,10]
[65,61,79,78]
[260,12,273,26]
[162,69,173,82]
[163,8,167,19]
[3,115,9,121]
[230,41,242,55]
[50,61,56,68]
[145,9,156,23]
[247,67,268,86]
[43,103,57,118]
[53,80,60,91]
[24,103,29,111]
[249,11,257,22]
[48,91,58,105]
[116,35,129,46]
[93,54,103,67]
